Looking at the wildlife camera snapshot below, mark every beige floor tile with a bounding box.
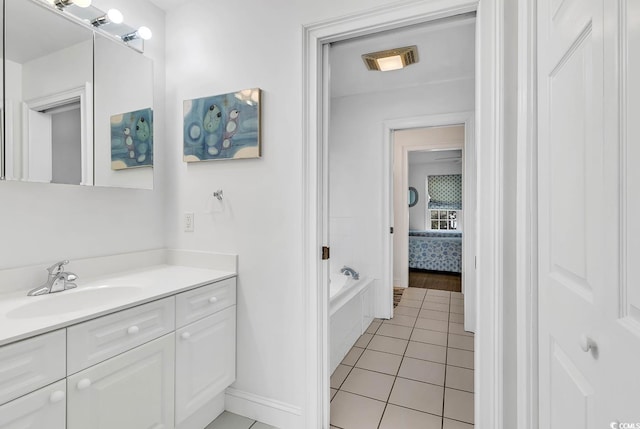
[405,341,447,364]
[424,295,450,304]
[447,348,474,369]
[388,377,444,416]
[415,318,449,333]
[331,388,338,401]
[449,312,465,324]
[365,320,382,334]
[330,391,386,429]
[251,423,277,429]
[355,333,374,348]
[451,297,464,305]
[443,388,474,424]
[367,335,409,356]
[449,322,474,337]
[341,367,396,402]
[422,301,450,312]
[355,349,403,375]
[443,418,474,429]
[398,357,446,386]
[384,314,417,328]
[411,328,448,346]
[341,346,365,366]
[448,334,474,351]
[379,404,442,429]
[330,364,352,389]
[450,292,463,298]
[403,288,427,298]
[399,298,423,308]
[450,304,465,314]
[419,309,450,321]
[394,306,420,317]
[205,411,254,429]
[445,366,474,392]
[427,289,451,297]
[376,323,413,340]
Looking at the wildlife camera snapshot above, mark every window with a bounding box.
[429,210,458,230]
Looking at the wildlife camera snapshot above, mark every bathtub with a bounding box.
[329,274,374,374]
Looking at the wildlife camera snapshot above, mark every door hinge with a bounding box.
[390,227,394,234]
[322,246,330,260]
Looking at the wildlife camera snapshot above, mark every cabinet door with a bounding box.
[175,306,236,425]
[67,333,175,429]
[0,380,66,429]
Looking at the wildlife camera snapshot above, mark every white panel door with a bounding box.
[67,334,175,429]
[25,108,52,183]
[175,306,236,425]
[539,0,640,426]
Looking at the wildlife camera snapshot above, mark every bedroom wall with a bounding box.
[408,160,462,230]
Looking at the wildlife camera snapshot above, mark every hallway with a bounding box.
[330,287,474,428]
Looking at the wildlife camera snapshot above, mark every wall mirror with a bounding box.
[2,0,154,189]
[408,187,419,207]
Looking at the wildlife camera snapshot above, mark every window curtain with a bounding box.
[427,174,462,210]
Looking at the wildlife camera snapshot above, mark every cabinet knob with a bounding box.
[77,379,92,391]
[127,326,140,335]
[181,332,191,340]
[49,390,65,403]
[209,296,218,304]
[579,334,597,352]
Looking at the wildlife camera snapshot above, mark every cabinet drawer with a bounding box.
[176,277,236,328]
[67,297,175,374]
[0,379,66,429]
[0,330,66,406]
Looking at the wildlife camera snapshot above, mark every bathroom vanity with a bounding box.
[0,262,236,429]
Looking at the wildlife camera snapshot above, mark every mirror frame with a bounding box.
[408,186,419,207]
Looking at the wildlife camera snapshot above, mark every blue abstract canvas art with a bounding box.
[183,88,261,161]
[111,108,153,170]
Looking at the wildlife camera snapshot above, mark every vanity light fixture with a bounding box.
[47,0,92,10]
[122,26,153,42]
[90,8,124,27]
[361,45,419,71]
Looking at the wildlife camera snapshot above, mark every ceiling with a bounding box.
[330,13,476,98]
[148,0,191,10]
[408,149,462,165]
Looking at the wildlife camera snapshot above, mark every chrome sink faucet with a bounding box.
[340,266,360,280]
[27,260,78,296]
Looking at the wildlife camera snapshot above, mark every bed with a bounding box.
[408,230,462,273]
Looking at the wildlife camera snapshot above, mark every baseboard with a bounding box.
[224,388,303,429]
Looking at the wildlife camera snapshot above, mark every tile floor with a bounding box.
[330,288,474,429]
[205,411,277,429]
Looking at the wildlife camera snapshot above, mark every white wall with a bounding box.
[164,0,434,423]
[408,160,462,230]
[330,81,473,310]
[0,0,166,278]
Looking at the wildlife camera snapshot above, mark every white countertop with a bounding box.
[0,264,236,347]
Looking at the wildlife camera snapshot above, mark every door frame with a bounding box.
[386,113,476,333]
[302,0,506,427]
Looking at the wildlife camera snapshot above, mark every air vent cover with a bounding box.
[361,45,419,71]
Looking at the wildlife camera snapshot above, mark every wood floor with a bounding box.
[408,270,462,292]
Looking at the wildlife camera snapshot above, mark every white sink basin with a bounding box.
[6,287,142,319]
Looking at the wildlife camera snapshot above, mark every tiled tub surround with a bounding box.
[330,288,474,429]
[0,249,238,429]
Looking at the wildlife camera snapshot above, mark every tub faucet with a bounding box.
[340,266,359,280]
[27,260,78,296]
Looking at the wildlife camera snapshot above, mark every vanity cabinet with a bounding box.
[175,278,236,428]
[0,275,236,429]
[67,334,175,429]
[0,380,66,428]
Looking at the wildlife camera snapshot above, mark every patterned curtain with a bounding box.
[427,174,462,210]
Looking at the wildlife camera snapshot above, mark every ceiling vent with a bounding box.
[361,45,419,72]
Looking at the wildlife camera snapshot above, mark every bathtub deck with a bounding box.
[330,287,474,429]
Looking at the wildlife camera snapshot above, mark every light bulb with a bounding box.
[137,26,152,40]
[107,9,123,24]
[72,0,92,7]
